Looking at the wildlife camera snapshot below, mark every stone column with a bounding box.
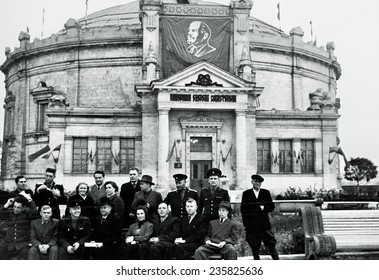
[235,110,247,189]
[158,109,170,191]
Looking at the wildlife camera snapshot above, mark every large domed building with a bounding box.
[1,0,341,196]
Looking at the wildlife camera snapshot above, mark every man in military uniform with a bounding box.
[58,199,91,260]
[198,168,230,222]
[164,174,198,219]
[0,196,38,259]
[33,168,67,219]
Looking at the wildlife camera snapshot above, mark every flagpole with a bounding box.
[85,0,89,27]
[41,8,45,38]
[277,2,281,33]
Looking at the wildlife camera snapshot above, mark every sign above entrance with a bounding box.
[170,93,236,103]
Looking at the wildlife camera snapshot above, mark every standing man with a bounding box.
[174,198,207,260]
[194,201,238,260]
[0,196,38,259]
[33,168,67,219]
[58,200,91,260]
[120,167,141,228]
[241,174,279,260]
[88,170,107,209]
[11,175,34,198]
[131,175,162,223]
[149,202,180,260]
[164,174,198,219]
[28,205,59,260]
[198,168,230,222]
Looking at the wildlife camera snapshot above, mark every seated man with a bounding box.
[87,197,123,260]
[28,205,59,260]
[58,200,91,260]
[0,196,38,260]
[149,202,180,260]
[194,201,239,260]
[174,198,208,260]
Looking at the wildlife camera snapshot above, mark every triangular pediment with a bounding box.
[152,61,255,91]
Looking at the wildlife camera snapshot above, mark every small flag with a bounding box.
[310,20,313,37]
[277,2,281,21]
[166,141,176,162]
[112,150,121,165]
[28,145,51,162]
[26,26,29,33]
[41,144,62,163]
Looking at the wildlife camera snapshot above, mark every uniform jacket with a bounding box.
[164,188,198,219]
[0,201,38,250]
[126,221,154,244]
[180,213,208,245]
[30,217,59,248]
[132,190,162,219]
[108,194,124,224]
[34,181,67,219]
[58,216,91,249]
[120,180,141,216]
[240,188,275,231]
[88,184,106,207]
[91,213,122,247]
[206,218,239,245]
[198,187,230,220]
[65,194,96,219]
[153,215,180,243]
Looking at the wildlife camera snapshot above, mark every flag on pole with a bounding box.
[85,0,89,26]
[41,144,62,163]
[41,8,45,38]
[277,2,281,21]
[310,20,313,37]
[28,145,51,162]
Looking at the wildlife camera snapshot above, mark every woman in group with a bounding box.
[104,181,124,225]
[119,206,153,260]
[65,182,96,220]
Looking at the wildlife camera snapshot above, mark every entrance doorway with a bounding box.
[189,137,213,192]
[190,160,212,192]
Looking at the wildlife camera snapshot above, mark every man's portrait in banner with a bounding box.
[186,21,216,58]
[162,17,231,77]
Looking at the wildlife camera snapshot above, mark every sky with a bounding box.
[0,0,379,178]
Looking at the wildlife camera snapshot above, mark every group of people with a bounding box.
[0,166,279,260]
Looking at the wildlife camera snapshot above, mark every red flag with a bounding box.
[28,145,50,162]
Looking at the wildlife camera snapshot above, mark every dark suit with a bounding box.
[28,217,59,260]
[0,201,38,260]
[198,187,230,221]
[149,215,180,259]
[120,180,141,227]
[132,190,162,223]
[89,213,123,260]
[174,213,208,259]
[194,218,239,260]
[164,188,198,219]
[34,181,67,219]
[240,187,278,259]
[120,221,153,260]
[58,216,91,260]
[10,188,34,198]
[88,184,106,207]
[108,194,124,226]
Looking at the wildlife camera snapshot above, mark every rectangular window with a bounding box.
[120,138,135,173]
[73,138,88,173]
[190,137,212,152]
[301,140,315,173]
[279,140,293,173]
[97,138,112,173]
[38,103,49,131]
[257,139,271,172]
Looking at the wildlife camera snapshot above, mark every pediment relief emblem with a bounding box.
[180,112,224,129]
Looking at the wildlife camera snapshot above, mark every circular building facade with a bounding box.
[1,0,341,196]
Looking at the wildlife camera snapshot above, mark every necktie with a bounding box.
[220,218,223,224]
[188,215,191,224]
[101,217,105,225]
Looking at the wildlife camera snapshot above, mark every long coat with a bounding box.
[120,180,141,227]
[240,188,275,232]
[34,181,67,219]
[30,217,59,248]
[198,187,230,221]
[164,188,198,219]
[91,213,123,247]
[132,190,162,222]
[108,194,124,225]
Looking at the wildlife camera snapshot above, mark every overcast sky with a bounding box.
[1,0,379,176]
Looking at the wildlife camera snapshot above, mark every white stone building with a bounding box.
[0,0,341,196]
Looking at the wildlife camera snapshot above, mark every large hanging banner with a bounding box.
[162,17,231,77]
